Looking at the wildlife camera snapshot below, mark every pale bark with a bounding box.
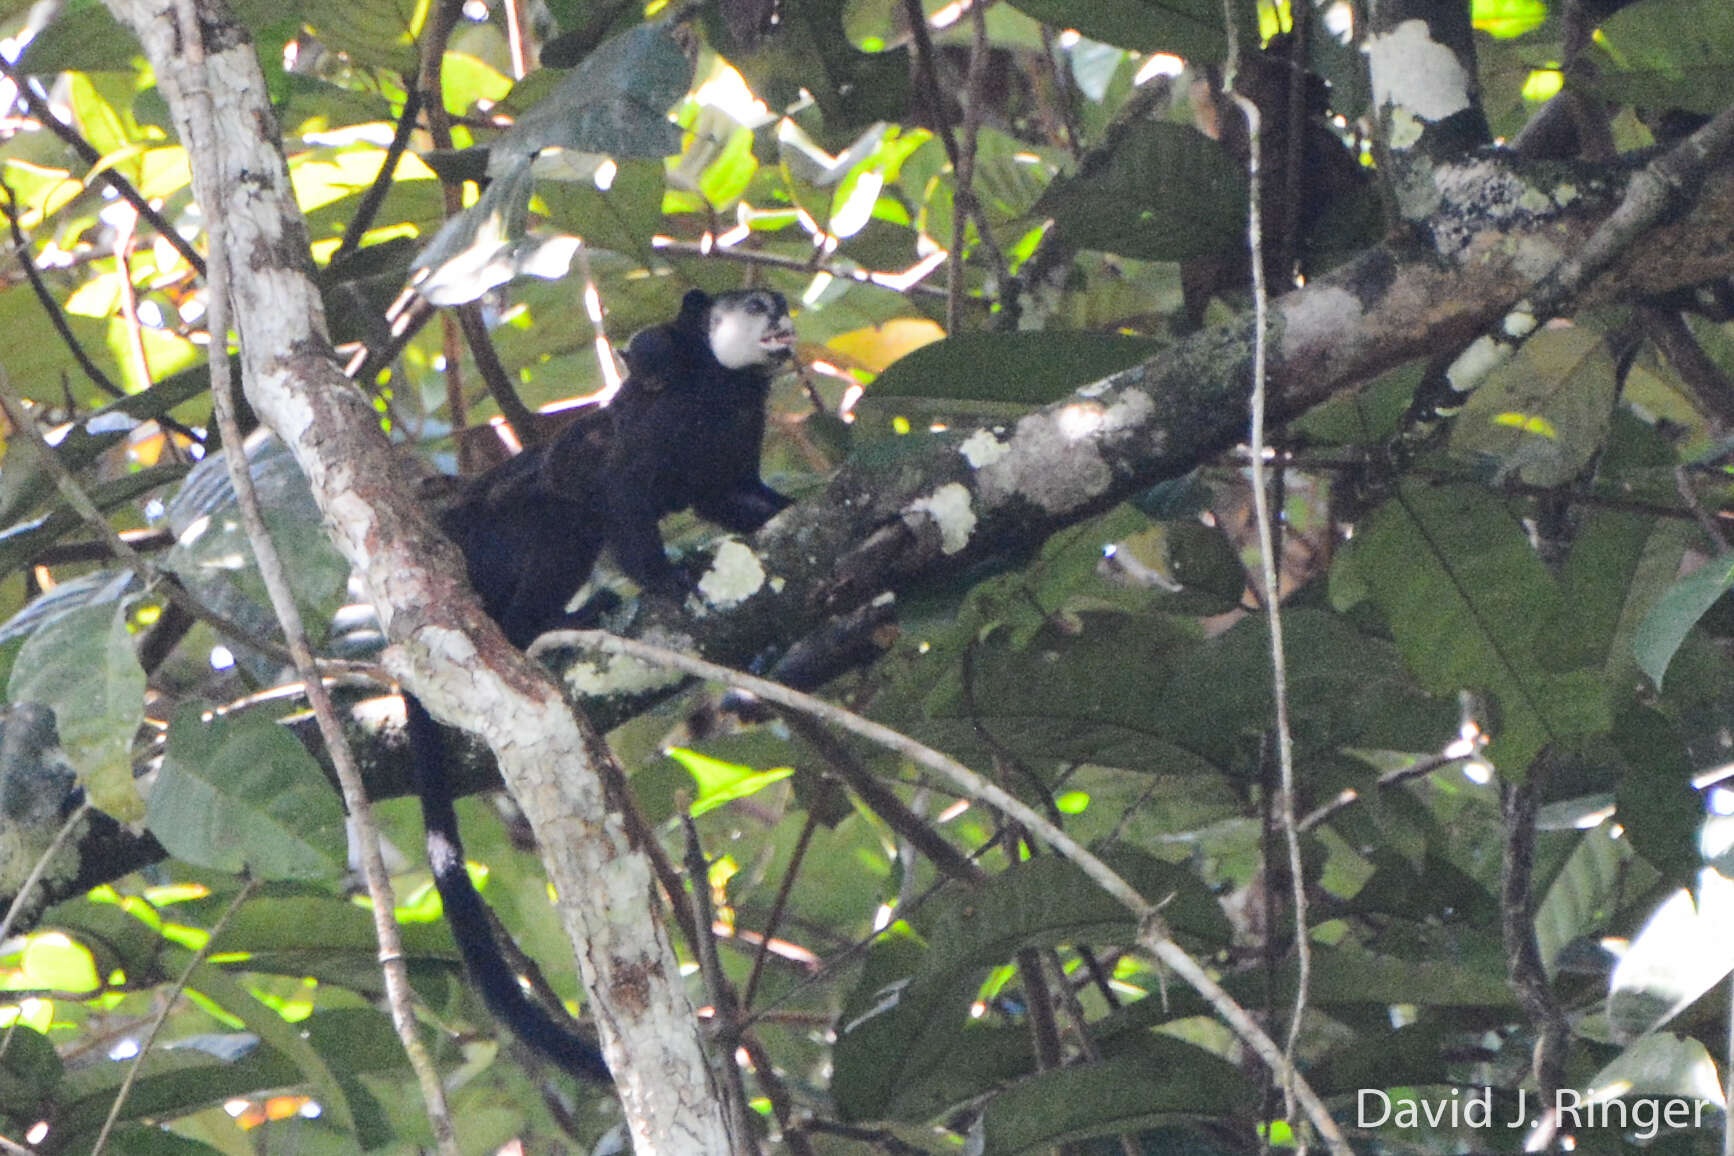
[99,0,735,1150]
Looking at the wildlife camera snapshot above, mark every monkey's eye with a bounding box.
[744,297,768,314]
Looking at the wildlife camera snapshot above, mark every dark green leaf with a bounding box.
[163,438,350,649]
[975,1039,1254,1152]
[1005,0,1240,57]
[1336,483,1611,772]
[1034,122,1247,262]
[1611,708,1702,885]
[1541,511,1689,680]
[489,24,692,163]
[17,0,139,73]
[1592,0,1734,114]
[1449,326,1617,487]
[869,332,1164,405]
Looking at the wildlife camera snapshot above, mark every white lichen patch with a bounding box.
[1502,303,1538,339]
[1432,160,1527,220]
[1553,183,1579,207]
[1366,20,1472,123]
[415,624,481,666]
[974,398,1136,515]
[1278,285,1363,352]
[1388,106,1424,150]
[905,482,977,554]
[959,428,1011,469]
[1517,186,1553,214]
[1446,334,1511,393]
[564,641,687,697]
[1511,234,1564,281]
[696,539,770,608]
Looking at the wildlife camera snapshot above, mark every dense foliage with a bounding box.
[2,0,1734,1153]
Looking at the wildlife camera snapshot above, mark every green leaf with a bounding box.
[8,600,146,821]
[1034,122,1247,262]
[1339,483,1610,773]
[1005,0,1242,57]
[833,853,1228,1122]
[163,439,351,646]
[1472,0,1549,39]
[1608,867,1734,1041]
[1533,825,1630,977]
[1632,553,1734,691]
[174,955,359,1136]
[1584,1033,1726,1107]
[902,609,1218,778]
[278,0,424,73]
[17,0,140,73]
[0,1018,62,1130]
[1611,709,1702,885]
[975,1039,1255,1152]
[869,332,1163,405]
[45,1036,305,1147]
[1593,0,1734,114]
[1541,511,1689,681]
[1449,326,1617,487]
[489,24,693,163]
[1301,943,1518,1009]
[20,933,100,992]
[664,747,793,815]
[148,707,346,880]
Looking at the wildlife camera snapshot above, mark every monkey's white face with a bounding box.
[709,290,797,370]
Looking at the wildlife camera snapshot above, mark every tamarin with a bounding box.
[406,288,796,1079]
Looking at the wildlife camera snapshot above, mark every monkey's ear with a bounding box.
[677,289,712,327]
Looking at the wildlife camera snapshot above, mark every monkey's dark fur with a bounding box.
[407,288,795,1080]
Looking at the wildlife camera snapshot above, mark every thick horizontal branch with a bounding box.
[11,148,1734,927]
[568,149,1734,726]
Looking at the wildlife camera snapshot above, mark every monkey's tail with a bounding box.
[404,695,612,1081]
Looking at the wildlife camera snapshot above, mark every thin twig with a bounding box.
[168,4,458,1147]
[89,877,257,1156]
[1676,465,1732,552]
[652,238,952,299]
[456,301,535,445]
[680,808,755,1147]
[550,628,1354,1156]
[1501,771,1571,1152]
[1226,2,1310,1138]
[331,86,425,267]
[742,810,817,1012]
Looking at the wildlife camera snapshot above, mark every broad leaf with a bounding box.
[1632,552,1734,691]
[869,332,1164,405]
[1449,326,1617,487]
[974,1039,1254,1152]
[8,600,145,820]
[1033,122,1247,262]
[1608,867,1734,1041]
[1005,0,1246,58]
[1335,483,1611,773]
[148,707,346,880]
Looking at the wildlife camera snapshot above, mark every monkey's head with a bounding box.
[705,289,797,371]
